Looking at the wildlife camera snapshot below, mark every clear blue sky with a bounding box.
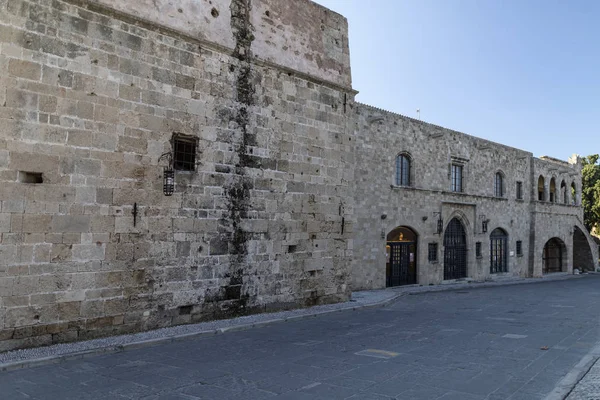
[314,0,599,161]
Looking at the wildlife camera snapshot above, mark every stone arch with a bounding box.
[560,180,567,204]
[543,237,567,273]
[385,225,417,287]
[573,225,596,272]
[538,175,546,201]
[445,209,472,235]
[549,177,556,203]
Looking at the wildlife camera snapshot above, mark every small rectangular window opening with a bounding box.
[172,134,197,171]
[18,171,43,184]
[428,243,438,262]
[516,240,523,257]
[476,242,482,258]
[516,181,523,200]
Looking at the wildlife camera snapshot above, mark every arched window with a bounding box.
[549,178,556,203]
[537,176,545,201]
[395,153,411,186]
[494,172,504,197]
[571,182,577,205]
[560,180,567,204]
[490,228,508,273]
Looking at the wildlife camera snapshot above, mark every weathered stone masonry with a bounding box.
[0,0,596,351]
[0,0,354,350]
[351,103,598,290]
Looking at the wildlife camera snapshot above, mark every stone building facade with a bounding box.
[0,0,596,351]
[352,104,598,290]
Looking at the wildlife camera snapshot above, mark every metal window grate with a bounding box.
[451,164,463,192]
[476,242,482,257]
[173,135,197,171]
[396,154,410,186]
[495,173,503,197]
[428,243,438,262]
[516,240,522,256]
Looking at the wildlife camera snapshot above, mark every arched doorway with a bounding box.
[543,238,566,273]
[573,226,594,272]
[444,218,467,280]
[490,228,508,273]
[385,226,417,287]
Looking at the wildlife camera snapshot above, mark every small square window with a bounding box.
[516,240,523,256]
[173,134,197,171]
[428,243,438,262]
[476,241,482,258]
[516,181,523,200]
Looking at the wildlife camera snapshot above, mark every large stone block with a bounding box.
[8,59,41,81]
[51,215,91,233]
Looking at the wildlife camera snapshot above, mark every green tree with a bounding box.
[581,154,600,232]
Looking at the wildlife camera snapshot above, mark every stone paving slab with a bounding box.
[1,275,600,399]
[0,272,588,371]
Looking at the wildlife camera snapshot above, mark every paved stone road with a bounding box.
[2,276,600,400]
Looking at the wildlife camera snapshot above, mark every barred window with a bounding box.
[396,154,411,186]
[516,240,523,256]
[428,243,438,262]
[476,241,482,258]
[495,172,503,197]
[451,164,463,192]
[516,181,523,200]
[173,134,197,171]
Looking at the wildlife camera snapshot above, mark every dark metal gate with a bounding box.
[443,218,467,280]
[386,242,416,287]
[490,228,508,273]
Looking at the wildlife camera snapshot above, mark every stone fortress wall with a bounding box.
[0,0,355,351]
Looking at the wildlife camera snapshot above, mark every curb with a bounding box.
[545,342,600,400]
[0,292,407,372]
[0,273,591,372]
